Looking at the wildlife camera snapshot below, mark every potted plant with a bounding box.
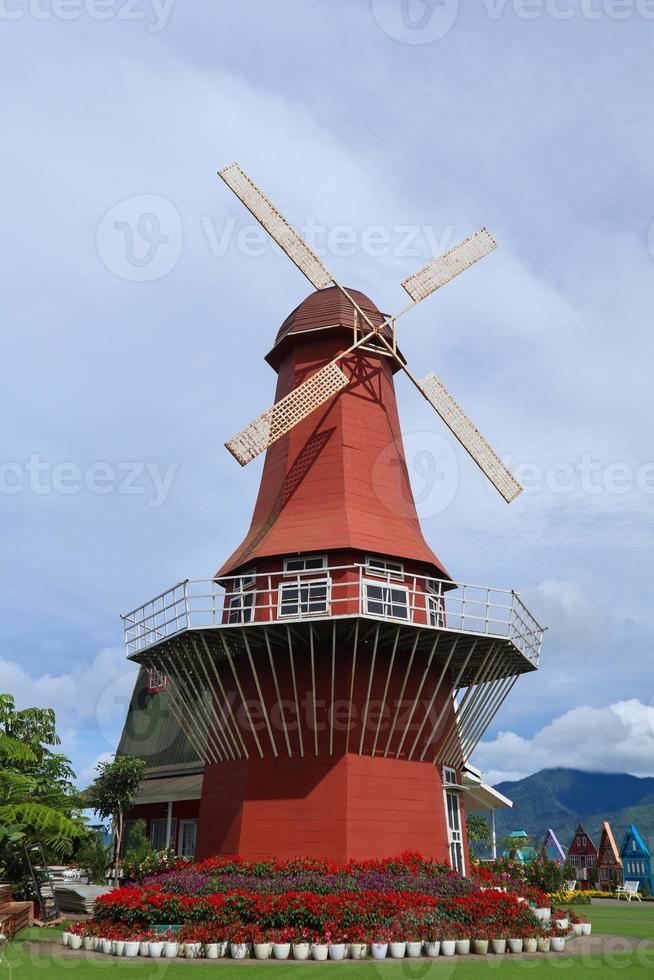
[507,934,523,954]
[523,932,538,954]
[139,930,153,957]
[440,931,456,957]
[423,922,441,958]
[229,926,250,959]
[473,933,489,955]
[148,932,164,959]
[489,929,506,955]
[292,928,311,960]
[389,921,406,959]
[554,908,569,931]
[327,928,348,960]
[580,916,592,936]
[272,927,292,960]
[537,928,551,953]
[311,935,329,961]
[160,927,179,958]
[123,927,141,958]
[454,923,471,955]
[348,926,366,960]
[551,929,566,952]
[370,928,389,960]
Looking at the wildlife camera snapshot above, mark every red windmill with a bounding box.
[121,165,544,870]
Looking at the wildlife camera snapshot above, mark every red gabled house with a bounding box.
[568,823,598,889]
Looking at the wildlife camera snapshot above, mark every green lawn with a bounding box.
[2,911,654,979]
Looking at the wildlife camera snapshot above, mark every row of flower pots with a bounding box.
[61,930,587,959]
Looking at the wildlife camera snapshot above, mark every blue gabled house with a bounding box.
[619,825,653,895]
[543,828,566,865]
[502,829,538,863]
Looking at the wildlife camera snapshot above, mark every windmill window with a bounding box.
[234,568,257,590]
[442,766,457,785]
[227,590,255,624]
[279,578,330,618]
[364,580,409,621]
[365,556,405,581]
[427,593,445,627]
[283,555,328,575]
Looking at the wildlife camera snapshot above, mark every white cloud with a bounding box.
[474,699,654,784]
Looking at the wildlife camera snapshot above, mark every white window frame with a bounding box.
[444,788,465,876]
[178,819,198,859]
[283,555,328,575]
[427,593,445,627]
[442,766,458,786]
[365,556,405,581]
[150,817,177,851]
[363,579,410,622]
[227,589,255,624]
[278,577,331,619]
[234,568,257,590]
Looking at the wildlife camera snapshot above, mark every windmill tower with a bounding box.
[121,165,544,868]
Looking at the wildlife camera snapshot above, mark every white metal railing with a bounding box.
[122,565,544,666]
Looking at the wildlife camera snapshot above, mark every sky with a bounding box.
[2,0,654,789]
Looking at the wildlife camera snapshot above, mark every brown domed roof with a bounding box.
[265,286,393,370]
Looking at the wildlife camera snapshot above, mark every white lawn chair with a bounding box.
[563,880,577,892]
[615,881,641,902]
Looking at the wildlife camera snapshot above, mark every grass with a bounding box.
[2,908,654,979]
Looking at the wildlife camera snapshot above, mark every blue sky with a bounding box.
[2,1,654,786]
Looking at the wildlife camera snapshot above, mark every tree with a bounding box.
[0,693,87,889]
[89,755,146,864]
[466,813,492,860]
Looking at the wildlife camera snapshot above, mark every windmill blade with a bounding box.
[401,228,497,303]
[218,163,333,291]
[226,361,349,465]
[418,372,522,503]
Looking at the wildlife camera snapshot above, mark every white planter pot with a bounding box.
[82,937,94,951]
[101,939,113,955]
[389,941,406,958]
[555,918,569,931]
[112,940,124,956]
[551,936,566,952]
[185,942,202,959]
[231,942,249,959]
[61,932,70,947]
[69,935,82,950]
[473,939,489,955]
[424,941,440,957]
[148,942,163,958]
[581,923,592,936]
[163,942,179,958]
[124,942,140,958]
[254,942,272,960]
[349,943,366,959]
[537,937,550,953]
[406,941,422,957]
[328,944,346,960]
[491,939,506,954]
[292,943,310,960]
[371,942,388,960]
[273,942,291,960]
[441,940,456,957]
[456,939,471,955]
[523,937,538,953]
[535,907,551,922]
[139,941,150,957]
[572,923,583,937]
[205,943,219,959]
[508,938,523,953]
[311,943,328,961]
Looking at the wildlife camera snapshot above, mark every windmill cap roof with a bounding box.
[265,286,397,369]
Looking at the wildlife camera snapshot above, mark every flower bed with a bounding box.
[62,852,581,961]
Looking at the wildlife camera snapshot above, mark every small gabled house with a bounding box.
[542,828,566,865]
[597,821,623,891]
[620,825,653,895]
[502,830,538,863]
[568,823,598,889]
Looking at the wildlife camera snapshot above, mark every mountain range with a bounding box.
[487,768,654,852]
